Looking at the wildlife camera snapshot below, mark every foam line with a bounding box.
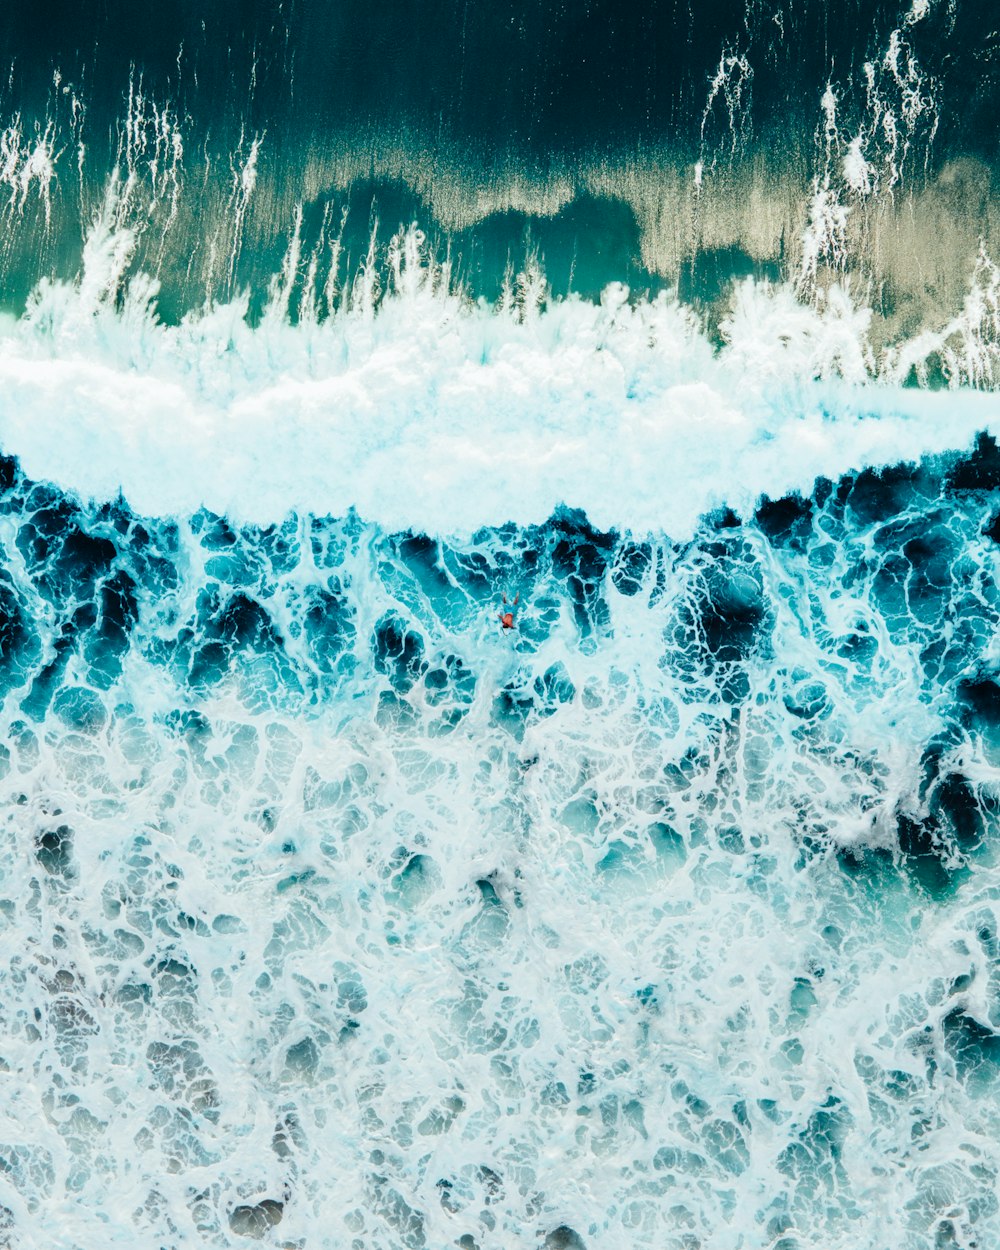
[2,253,999,536]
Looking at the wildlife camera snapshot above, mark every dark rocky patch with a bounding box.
[548,508,614,632]
[943,1007,1000,1085]
[843,463,928,525]
[695,555,768,664]
[303,583,356,672]
[957,677,1000,731]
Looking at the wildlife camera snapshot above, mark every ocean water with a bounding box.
[3,2,1000,1248]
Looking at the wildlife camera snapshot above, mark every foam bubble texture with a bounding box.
[2,442,1000,1248]
[1,224,1000,544]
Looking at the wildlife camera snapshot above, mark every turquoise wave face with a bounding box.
[2,442,1000,1247]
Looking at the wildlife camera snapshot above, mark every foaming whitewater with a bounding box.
[1,217,1000,1249]
[4,417,1000,1249]
[5,2,1000,1246]
[1,216,1000,541]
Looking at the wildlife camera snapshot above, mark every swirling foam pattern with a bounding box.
[3,437,1000,1249]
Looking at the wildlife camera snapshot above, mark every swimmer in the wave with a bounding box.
[499,592,519,631]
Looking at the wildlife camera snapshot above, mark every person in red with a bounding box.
[499,592,519,630]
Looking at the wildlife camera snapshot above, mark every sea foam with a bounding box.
[2,444,1000,1248]
[1,221,999,541]
[5,5,1000,1248]
[1,176,1000,1250]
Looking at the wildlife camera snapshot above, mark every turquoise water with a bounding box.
[2,2,1000,1248]
[3,436,1000,1247]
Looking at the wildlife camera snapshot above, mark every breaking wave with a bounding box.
[4,3,1000,1248]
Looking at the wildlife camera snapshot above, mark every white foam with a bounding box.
[3,499,1000,1248]
[1,222,999,537]
[0,114,57,225]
